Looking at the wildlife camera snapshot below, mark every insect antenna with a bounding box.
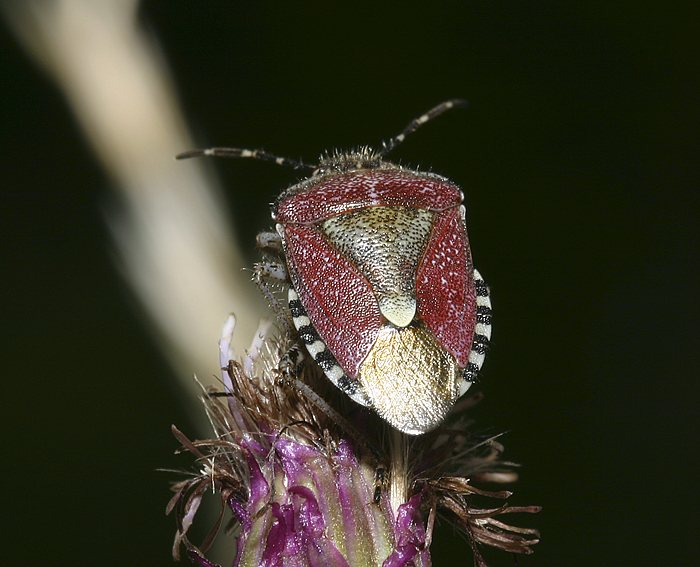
[379,98,469,157]
[176,147,314,171]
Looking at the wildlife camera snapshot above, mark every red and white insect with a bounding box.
[178,100,491,435]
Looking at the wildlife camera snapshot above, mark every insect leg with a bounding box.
[373,464,388,505]
[278,343,306,381]
[256,230,283,255]
[252,259,294,336]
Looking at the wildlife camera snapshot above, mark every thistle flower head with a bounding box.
[167,316,539,566]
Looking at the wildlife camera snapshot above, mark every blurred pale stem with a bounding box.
[4,0,266,401]
[389,429,409,514]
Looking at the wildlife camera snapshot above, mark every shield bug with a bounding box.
[178,100,492,435]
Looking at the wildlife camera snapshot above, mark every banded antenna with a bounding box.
[378,98,469,156]
[176,99,468,168]
[176,147,314,170]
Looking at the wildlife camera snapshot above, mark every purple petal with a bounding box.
[382,493,430,567]
[229,497,251,532]
[288,486,325,537]
[260,503,288,566]
[334,440,394,565]
[241,441,271,512]
[234,442,273,567]
[227,436,428,566]
[307,540,351,567]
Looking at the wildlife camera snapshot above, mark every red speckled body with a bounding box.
[276,169,462,224]
[416,206,476,367]
[275,168,477,391]
[177,100,490,433]
[284,223,382,377]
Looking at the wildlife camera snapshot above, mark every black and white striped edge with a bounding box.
[288,287,370,406]
[460,268,492,395]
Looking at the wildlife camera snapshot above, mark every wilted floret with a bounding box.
[167,316,538,566]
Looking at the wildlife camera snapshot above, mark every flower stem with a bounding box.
[389,428,409,515]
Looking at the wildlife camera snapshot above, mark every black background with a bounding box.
[2,1,698,565]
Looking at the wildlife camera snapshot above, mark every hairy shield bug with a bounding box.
[178,100,492,435]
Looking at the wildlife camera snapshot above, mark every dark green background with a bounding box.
[2,1,698,565]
